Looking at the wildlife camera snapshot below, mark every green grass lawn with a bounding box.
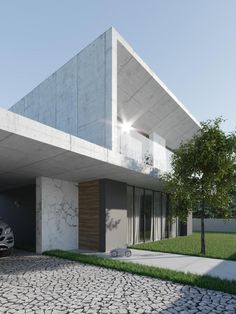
[129,232,236,261]
[45,250,236,295]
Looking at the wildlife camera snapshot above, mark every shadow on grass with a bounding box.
[229,252,236,260]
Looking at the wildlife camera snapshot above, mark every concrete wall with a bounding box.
[193,218,236,233]
[10,29,113,149]
[178,213,192,236]
[36,177,78,253]
[0,185,36,249]
[101,179,127,252]
[187,212,193,235]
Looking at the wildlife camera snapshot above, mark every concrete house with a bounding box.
[0,28,200,253]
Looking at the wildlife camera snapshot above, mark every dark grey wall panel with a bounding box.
[0,185,36,250]
[102,179,127,251]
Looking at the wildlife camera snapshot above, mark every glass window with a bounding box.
[134,187,144,243]
[127,186,134,245]
[168,198,177,238]
[154,192,162,240]
[162,193,167,239]
[170,218,177,238]
[128,186,173,244]
[144,190,153,242]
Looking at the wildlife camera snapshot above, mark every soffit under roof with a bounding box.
[0,109,164,191]
[117,41,200,149]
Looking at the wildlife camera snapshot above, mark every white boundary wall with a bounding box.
[193,218,236,233]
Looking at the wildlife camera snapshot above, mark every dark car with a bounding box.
[0,218,14,257]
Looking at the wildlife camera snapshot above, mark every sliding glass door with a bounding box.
[154,191,162,240]
[134,187,144,243]
[127,186,134,245]
[127,185,169,245]
[132,187,154,244]
[162,193,168,239]
[144,190,153,242]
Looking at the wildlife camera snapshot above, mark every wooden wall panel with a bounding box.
[79,180,102,251]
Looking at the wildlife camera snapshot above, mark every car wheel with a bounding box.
[0,248,13,258]
[125,250,131,257]
[111,250,118,258]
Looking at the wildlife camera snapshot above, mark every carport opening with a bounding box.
[0,185,36,252]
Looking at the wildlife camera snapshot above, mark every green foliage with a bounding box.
[44,249,236,295]
[130,232,236,261]
[228,190,236,218]
[163,117,236,221]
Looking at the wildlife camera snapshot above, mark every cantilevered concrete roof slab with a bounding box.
[115,29,200,149]
[0,109,164,191]
[8,28,200,152]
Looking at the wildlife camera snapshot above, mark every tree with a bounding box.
[163,118,236,255]
[193,190,236,218]
[229,191,236,218]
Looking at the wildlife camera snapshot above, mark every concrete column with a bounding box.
[36,177,79,253]
[179,212,193,236]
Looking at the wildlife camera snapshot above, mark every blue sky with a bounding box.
[0,0,235,132]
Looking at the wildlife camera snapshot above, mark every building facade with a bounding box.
[0,28,199,253]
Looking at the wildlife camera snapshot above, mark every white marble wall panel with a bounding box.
[36,177,78,253]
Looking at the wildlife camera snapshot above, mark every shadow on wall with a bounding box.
[106,209,121,231]
[0,185,36,251]
[103,180,127,234]
[103,179,127,251]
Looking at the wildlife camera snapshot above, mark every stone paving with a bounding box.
[0,251,236,313]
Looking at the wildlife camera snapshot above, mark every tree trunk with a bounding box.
[200,200,206,255]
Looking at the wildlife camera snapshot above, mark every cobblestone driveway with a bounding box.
[0,251,236,314]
